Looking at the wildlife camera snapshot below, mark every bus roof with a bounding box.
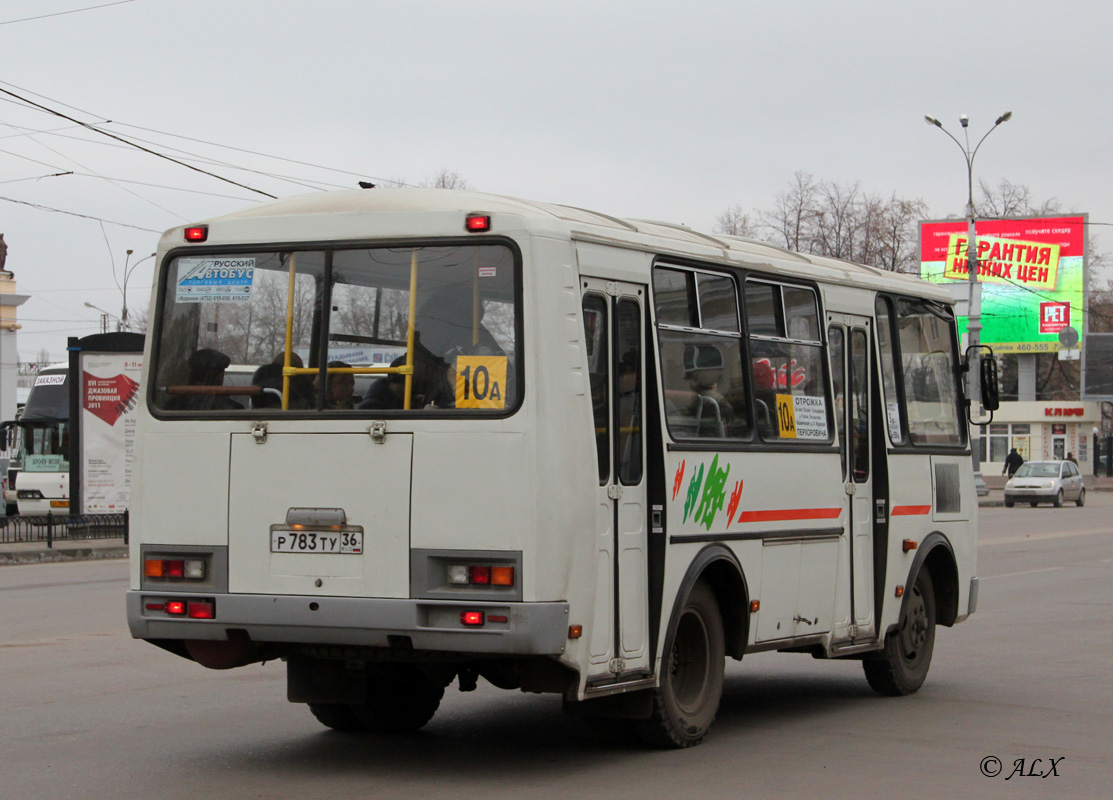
[164,188,952,302]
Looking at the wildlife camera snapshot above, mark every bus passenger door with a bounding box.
[582,280,650,681]
[829,319,876,640]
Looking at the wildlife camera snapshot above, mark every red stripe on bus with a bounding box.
[736,507,842,523]
[890,505,932,516]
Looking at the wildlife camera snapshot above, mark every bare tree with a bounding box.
[714,204,756,238]
[732,173,926,272]
[876,194,931,273]
[423,168,473,190]
[976,178,1062,218]
[758,171,819,253]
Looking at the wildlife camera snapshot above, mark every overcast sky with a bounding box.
[2,0,1111,364]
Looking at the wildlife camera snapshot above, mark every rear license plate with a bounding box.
[270,529,363,554]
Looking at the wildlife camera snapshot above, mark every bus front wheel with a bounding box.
[635,580,724,748]
[863,569,936,696]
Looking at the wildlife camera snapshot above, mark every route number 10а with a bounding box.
[455,355,509,409]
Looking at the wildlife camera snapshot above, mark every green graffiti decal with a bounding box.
[693,454,731,531]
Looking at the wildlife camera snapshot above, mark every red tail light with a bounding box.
[187,601,215,619]
[461,611,485,626]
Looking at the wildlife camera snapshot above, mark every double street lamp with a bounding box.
[924,111,1012,481]
[119,249,156,331]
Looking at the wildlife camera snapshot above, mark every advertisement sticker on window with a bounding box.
[175,257,255,303]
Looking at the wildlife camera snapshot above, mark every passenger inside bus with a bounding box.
[682,344,740,438]
[165,349,243,411]
[250,363,284,409]
[358,356,408,410]
[417,284,504,358]
[319,361,356,410]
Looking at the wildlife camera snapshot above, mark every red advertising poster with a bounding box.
[81,354,143,514]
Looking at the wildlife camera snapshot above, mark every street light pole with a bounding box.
[924,111,1012,488]
[118,250,155,332]
[84,301,119,334]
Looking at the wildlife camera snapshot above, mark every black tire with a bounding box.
[1076,488,1086,507]
[1004,498,1014,508]
[1053,489,1064,508]
[351,665,444,734]
[863,569,936,696]
[1030,501,1039,507]
[308,702,364,732]
[634,581,724,748]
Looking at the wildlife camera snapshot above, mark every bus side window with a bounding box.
[654,267,749,441]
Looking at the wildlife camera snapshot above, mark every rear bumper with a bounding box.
[1004,490,1056,503]
[126,591,570,656]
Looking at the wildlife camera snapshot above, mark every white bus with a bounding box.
[8,363,71,515]
[127,189,990,747]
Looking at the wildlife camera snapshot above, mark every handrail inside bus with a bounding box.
[165,385,263,396]
[281,253,298,411]
[277,249,421,410]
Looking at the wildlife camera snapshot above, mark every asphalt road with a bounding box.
[1,496,1110,800]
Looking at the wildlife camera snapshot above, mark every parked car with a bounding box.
[1004,460,1086,507]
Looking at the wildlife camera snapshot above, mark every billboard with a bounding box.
[919,215,1086,354]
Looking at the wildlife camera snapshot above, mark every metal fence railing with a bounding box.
[0,511,128,547]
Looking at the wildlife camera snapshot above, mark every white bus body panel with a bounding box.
[227,432,413,598]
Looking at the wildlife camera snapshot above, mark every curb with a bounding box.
[0,541,129,566]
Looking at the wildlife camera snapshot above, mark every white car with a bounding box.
[1004,460,1085,508]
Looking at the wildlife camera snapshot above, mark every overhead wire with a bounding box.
[0,79,404,189]
[0,84,278,199]
[0,116,187,220]
[0,0,139,27]
[0,194,161,232]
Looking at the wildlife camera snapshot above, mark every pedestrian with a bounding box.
[1066,452,1078,465]
[1002,447,1024,477]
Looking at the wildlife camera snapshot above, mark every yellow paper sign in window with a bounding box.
[455,355,508,409]
[776,393,797,439]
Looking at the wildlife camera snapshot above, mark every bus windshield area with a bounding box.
[21,421,69,472]
[151,243,520,414]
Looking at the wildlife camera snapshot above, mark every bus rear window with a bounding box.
[151,244,520,415]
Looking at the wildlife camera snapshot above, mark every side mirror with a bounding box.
[0,421,20,451]
[980,357,1000,411]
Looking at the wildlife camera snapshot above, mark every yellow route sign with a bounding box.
[454,355,508,409]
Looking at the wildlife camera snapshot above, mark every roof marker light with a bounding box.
[184,225,208,242]
[465,214,491,233]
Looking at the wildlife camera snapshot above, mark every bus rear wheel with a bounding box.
[308,702,364,732]
[864,569,935,696]
[635,581,724,748]
[351,665,444,734]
